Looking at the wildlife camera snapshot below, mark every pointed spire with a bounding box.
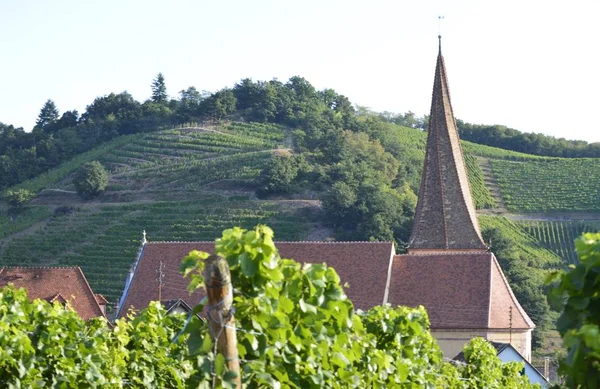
[408,41,487,252]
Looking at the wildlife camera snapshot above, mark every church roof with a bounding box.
[408,38,487,251]
[0,266,106,320]
[117,241,395,318]
[387,252,534,330]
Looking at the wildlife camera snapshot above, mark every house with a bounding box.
[116,37,534,361]
[454,341,549,387]
[0,266,107,320]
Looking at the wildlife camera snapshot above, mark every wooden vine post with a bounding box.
[203,254,241,388]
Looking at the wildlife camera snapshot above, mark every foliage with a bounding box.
[457,120,600,158]
[258,154,307,195]
[151,73,168,104]
[36,99,59,130]
[319,131,416,243]
[0,285,192,388]
[458,338,537,388]
[548,233,600,388]
[3,188,35,207]
[73,161,109,198]
[181,225,540,388]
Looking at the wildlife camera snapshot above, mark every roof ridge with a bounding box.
[1,265,82,269]
[75,267,107,319]
[396,252,491,257]
[147,240,393,244]
[490,253,535,328]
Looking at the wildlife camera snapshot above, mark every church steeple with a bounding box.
[408,39,487,252]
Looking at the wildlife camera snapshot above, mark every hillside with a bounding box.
[0,120,598,351]
[0,122,319,300]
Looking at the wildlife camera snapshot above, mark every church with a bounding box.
[116,39,534,360]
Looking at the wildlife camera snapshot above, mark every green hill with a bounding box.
[1,120,600,304]
[0,122,312,300]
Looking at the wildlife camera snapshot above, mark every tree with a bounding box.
[36,99,59,129]
[151,73,168,104]
[73,161,109,198]
[548,232,600,388]
[3,188,34,207]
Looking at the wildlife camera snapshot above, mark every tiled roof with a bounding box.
[0,266,106,320]
[117,241,394,318]
[408,39,487,251]
[387,252,533,330]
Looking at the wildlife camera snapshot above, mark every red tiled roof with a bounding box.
[408,39,487,251]
[0,266,106,320]
[117,241,394,318]
[387,252,533,330]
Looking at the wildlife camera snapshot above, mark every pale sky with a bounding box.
[1,0,599,142]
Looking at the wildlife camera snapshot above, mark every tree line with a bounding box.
[3,73,598,194]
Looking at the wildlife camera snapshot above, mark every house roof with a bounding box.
[408,37,487,251]
[161,299,194,314]
[0,266,106,320]
[117,241,395,318]
[387,252,534,330]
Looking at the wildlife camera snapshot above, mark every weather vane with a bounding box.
[438,15,444,38]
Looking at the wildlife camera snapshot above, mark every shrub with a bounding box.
[3,188,35,207]
[73,161,109,199]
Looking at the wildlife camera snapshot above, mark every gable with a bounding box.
[387,252,533,330]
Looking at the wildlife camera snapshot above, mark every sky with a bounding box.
[1,0,599,142]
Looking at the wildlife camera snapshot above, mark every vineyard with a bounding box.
[0,122,308,302]
[517,220,600,264]
[464,154,495,209]
[490,158,600,212]
[0,199,310,301]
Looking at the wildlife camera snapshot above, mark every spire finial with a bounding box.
[438,16,444,53]
[142,230,147,244]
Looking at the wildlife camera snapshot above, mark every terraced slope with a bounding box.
[517,220,600,264]
[0,198,309,300]
[0,122,312,301]
[490,158,600,212]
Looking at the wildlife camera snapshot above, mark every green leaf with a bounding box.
[278,296,294,314]
[240,253,257,277]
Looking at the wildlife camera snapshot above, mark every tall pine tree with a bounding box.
[151,73,168,103]
[36,99,59,129]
